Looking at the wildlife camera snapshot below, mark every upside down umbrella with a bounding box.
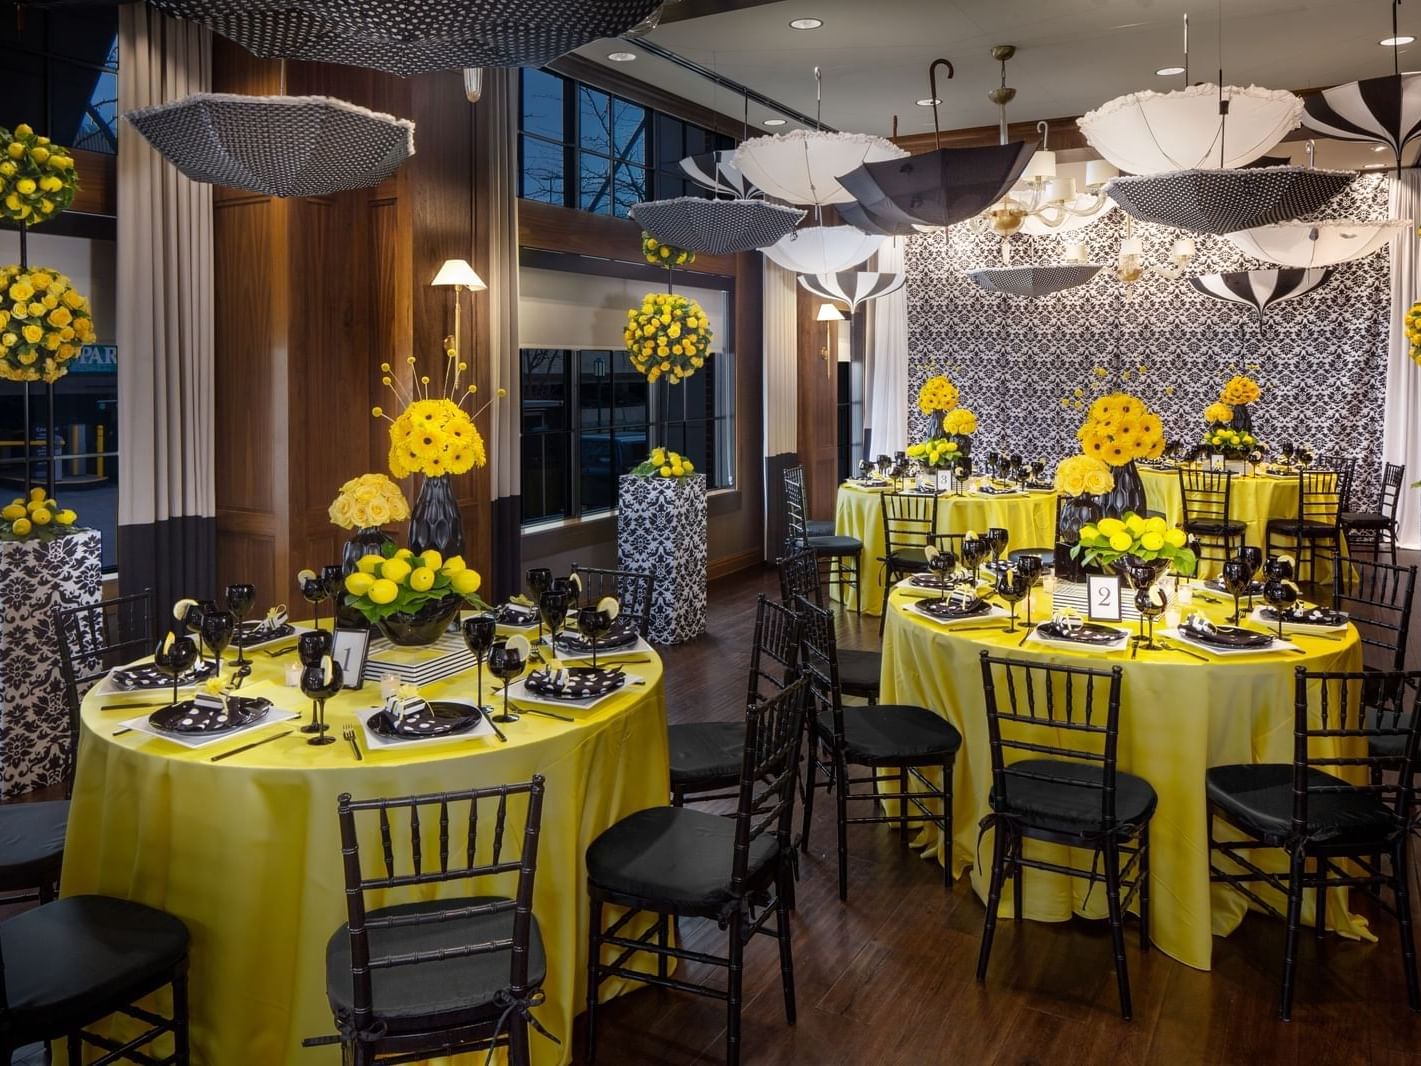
[759,225,886,274]
[629,198,804,256]
[836,199,924,237]
[967,265,1103,298]
[733,130,907,207]
[679,151,759,198]
[1303,73,1421,166]
[1106,166,1355,236]
[1225,220,1411,267]
[1189,268,1335,335]
[123,93,415,197]
[797,272,906,312]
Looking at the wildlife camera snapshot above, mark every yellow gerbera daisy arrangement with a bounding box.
[1219,374,1261,406]
[0,265,96,383]
[0,486,80,541]
[1053,454,1115,498]
[374,339,502,479]
[1203,401,1235,426]
[916,374,959,415]
[624,292,713,384]
[641,233,696,269]
[328,473,410,530]
[941,407,978,436]
[1076,391,1165,467]
[0,124,79,226]
[632,446,695,478]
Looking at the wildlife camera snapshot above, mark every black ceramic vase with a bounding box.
[337,526,394,629]
[408,474,465,559]
[1054,493,1103,584]
[1097,460,1146,519]
[1230,404,1254,434]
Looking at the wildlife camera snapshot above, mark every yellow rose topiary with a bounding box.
[624,292,712,384]
[0,124,79,227]
[0,265,95,382]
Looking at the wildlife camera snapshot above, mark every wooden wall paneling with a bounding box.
[69,149,116,217]
[796,282,836,522]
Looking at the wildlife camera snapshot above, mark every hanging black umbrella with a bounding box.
[124,93,415,197]
[1106,167,1355,236]
[967,265,1102,298]
[679,151,760,199]
[797,271,906,312]
[1303,73,1421,165]
[630,198,804,256]
[836,199,924,237]
[1189,268,1336,335]
[150,0,662,75]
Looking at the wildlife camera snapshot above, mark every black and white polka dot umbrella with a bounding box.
[796,271,905,312]
[1106,166,1355,236]
[150,0,662,75]
[1189,267,1336,334]
[123,93,415,198]
[967,265,1103,298]
[629,197,805,256]
[679,151,760,199]
[1303,73,1421,166]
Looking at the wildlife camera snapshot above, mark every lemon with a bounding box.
[28,487,45,502]
[381,558,412,583]
[31,507,50,526]
[419,548,443,571]
[395,547,413,560]
[1,504,23,521]
[11,517,30,535]
[356,554,383,574]
[441,554,466,574]
[368,578,399,605]
[55,509,76,526]
[345,572,376,596]
[451,570,481,596]
[409,567,435,592]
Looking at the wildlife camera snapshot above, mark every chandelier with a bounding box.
[1105,217,1197,284]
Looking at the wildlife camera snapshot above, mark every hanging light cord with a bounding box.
[1217,0,1229,168]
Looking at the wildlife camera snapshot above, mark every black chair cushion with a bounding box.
[806,518,835,538]
[1265,518,1337,536]
[326,897,545,1035]
[837,648,882,699]
[586,806,778,908]
[668,721,743,793]
[1182,519,1246,535]
[1341,511,1391,530]
[809,534,862,555]
[989,759,1157,835]
[817,705,961,765]
[3,895,188,1037]
[1206,764,1398,846]
[882,546,930,572]
[0,799,67,888]
[1365,706,1416,760]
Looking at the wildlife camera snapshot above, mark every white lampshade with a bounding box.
[1045,177,1076,203]
[1119,237,1144,258]
[816,303,845,322]
[1171,236,1197,260]
[1021,149,1057,182]
[431,258,486,290]
[1085,159,1119,188]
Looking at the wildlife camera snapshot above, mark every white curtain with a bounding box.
[1384,171,1421,548]
[865,237,910,457]
[116,6,214,606]
[762,258,798,556]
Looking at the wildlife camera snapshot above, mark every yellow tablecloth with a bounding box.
[61,627,669,1066]
[832,483,1057,614]
[878,586,1366,971]
[1141,466,1346,581]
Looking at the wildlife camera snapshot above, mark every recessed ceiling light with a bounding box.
[607,51,637,62]
[789,17,823,30]
[1364,162,1387,169]
[1156,66,1186,76]
[916,97,941,107]
[1381,35,1416,46]
[1374,144,1390,152]
[763,118,787,126]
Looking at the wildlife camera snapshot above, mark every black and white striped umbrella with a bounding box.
[679,151,760,199]
[797,271,906,312]
[837,142,1038,230]
[1106,166,1355,236]
[150,0,662,74]
[123,93,415,198]
[966,265,1102,298]
[1302,73,1421,165]
[629,197,804,256]
[1189,268,1336,334]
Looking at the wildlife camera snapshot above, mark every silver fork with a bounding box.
[341,726,363,761]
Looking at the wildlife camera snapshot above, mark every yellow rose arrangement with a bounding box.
[343,544,488,624]
[374,340,503,479]
[632,446,695,478]
[1053,454,1115,498]
[916,374,959,415]
[1407,302,1421,365]
[1073,513,1197,574]
[1076,392,1165,467]
[0,486,79,541]
[0,265,97,383]
[1203,401,1235,426]
[941,407,978,436]
[624,292,713,384]
[1219,374,1261,406]
[641,233,696,269]
[906,437,964,469]
[0,124,78,226]
[328,473,410,530]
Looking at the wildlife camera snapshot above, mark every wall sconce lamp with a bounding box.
[431,258,487,358]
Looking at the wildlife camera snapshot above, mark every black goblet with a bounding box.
[199,608,236,686]
[321,564,345,615]
[300,659,343,746]
[153,633,198,708]
[539,590,570,652]
[1030,460,1045,484]
[526,567,553,651]
[1280,442,1296,464]
[1264,554,1294,581]
[1135,586,1167,649]
[858,459,872,481]
[298,569,329,632]
[577,605,616,670]
[960,534,989,586]
[927,545,957,604]
[986,527,1009,568]
[1016,554,1044,621]
[995,567,1030,633]
[1263,575,1298,640]
[1297,446,1314,468]
[551,575,578,612]
[462,614,498,710]
[225,583,256,666]
[487,641,525,724]
[1220,557,1253,624]
[297,630,333,733]
[1238,546,1264,611]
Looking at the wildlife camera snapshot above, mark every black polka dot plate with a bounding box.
[112,660,219,691]
[368,701,485,740]
[148,696,272,735]
[524,667,627,700]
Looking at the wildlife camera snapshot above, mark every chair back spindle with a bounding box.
[731,679,808,895]
[746,596,802,706]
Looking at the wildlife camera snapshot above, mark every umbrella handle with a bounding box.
[928,59,955,151]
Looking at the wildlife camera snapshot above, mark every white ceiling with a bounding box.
[576,0,1418,143]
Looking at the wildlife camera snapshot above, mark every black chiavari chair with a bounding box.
[1266,470,1342,583]
[786,464,833,538]
[877,490,940,634]
[1342,461,1406,563]
[1179,468,1245,570]
[779,548,880,704]
[785,466,862,614]
[569,564,654,639]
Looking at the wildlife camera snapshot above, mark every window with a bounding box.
[520,347,735,526]
[0,8,119,154]
[517,68,733,218]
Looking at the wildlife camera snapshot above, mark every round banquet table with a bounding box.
[60,624,669,1066]
[878,584,1368,971]
[1140,465,1347,582]
[832,482,1057,614]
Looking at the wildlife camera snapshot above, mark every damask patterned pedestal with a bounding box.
[0,529,102,796]
[618,474,706,644]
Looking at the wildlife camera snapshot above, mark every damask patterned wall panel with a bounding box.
[905,175,1391,504]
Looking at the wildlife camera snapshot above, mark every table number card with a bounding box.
[1086,574,1123,622]
[1209,452,1226,472]
[935,469,953,492]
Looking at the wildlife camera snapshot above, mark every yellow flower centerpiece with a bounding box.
[1204,425,1258,458]
[1407,302,1421,365]
[624,292,713,384]
[632,446,695,478]
[1074,513,1197,576]
[344,545,489,645]
[1053,454,1115,498]
[329,473,410,530]
[906,437,965,470]
[917,374,959,416]
[0,265,97,382]
[1219,374,1261,406]
[1203,401,1234,426]
[0,124,79,226]
[941,407,978,437]
[1076,392,1166,467]
[642,233,696,269]
[0,487,79,541]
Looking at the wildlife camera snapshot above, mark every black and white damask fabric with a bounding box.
[151,0,661,74]
[1304,73,1421,161]
[0,530,102,796]
[904,175,1391,509]
[967,266,1103,299]
[124,94,415,198]
[618,475,707,645]
[630,198,805,256]
[1107,167,1356,235]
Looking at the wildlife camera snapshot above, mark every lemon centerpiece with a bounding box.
[0,487,80,541]
[344,544,489,646]
[631,446,695,478]
[1072,513,1197,577]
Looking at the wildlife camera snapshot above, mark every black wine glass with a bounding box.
[487,641,525,724]
[1238,546,1264,611]
[321,564,345,620]
[577,604,616,671]
[300,658,343,746]
[1016,553,1044,621]
[995,567,1030,633]
[298,569,328,632]
[526,567,552,651]
[952,459,971,496]
[960,534,989,586]
[297,630,332,734]
[199,608,236,687]
[153,633,198,708]
[1220,557,1253,625]
[858,459,872,482]
[225,583,256,666]
[1280,442,1296,465]
[986,527,1009,569]
[539,590,570,654]
[551,575,577,612]
[1030,460,1045,485]
[1135,585,1168,649]
[927,545,957,603]
[1264,554,1294,582]
[461,614,498,710]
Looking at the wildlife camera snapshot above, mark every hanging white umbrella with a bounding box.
[679,151,759,198]
[1077,84,1303,174]
[759,225,886,274]
[1225,219,1411,267]
[967,265,1103,298]
[1189,267,1336,334]
[629,197,804,256]
[1106,166,1355,235]
[733,130,907,207]
[797,272,906,312]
